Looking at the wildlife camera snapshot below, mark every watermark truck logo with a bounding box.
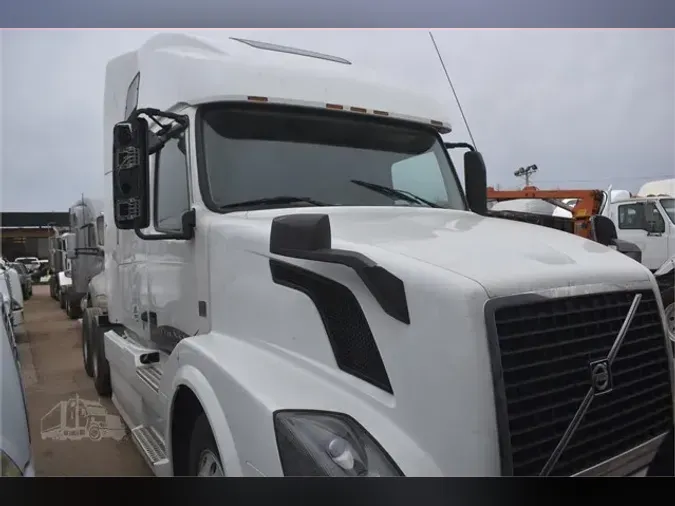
[40,394,127,442]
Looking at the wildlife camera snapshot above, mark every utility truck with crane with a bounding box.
[81,33,675,477]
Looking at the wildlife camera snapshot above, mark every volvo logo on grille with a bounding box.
[589,359,612,395]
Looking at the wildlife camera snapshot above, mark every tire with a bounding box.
[67,295,82,320]
[188,414,225,477]
[91,313,112,397]
[59,290,66,310]
[88,423,103,442]
[82,307,100,378]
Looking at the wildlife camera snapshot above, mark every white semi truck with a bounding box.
[81,33,675,477]
[63,197,105,320]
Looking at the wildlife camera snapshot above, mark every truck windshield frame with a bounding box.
[659,198,675,224]
[194,103,468,214]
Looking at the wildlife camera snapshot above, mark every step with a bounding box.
[136,364,163,393]
[131,425,168,467]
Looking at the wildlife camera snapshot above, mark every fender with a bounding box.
[167,364,243,477]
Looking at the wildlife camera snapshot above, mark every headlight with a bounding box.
[273,411,403,477]
[1,450,24,477]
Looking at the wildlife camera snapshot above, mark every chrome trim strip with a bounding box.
[608,294,642,365]
[540,388,594,476]
[573,432,667,477]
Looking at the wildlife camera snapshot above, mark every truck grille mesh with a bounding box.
[492,289,674,476]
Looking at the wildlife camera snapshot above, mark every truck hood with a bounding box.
[245,207,650,298]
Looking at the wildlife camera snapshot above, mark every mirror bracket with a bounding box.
[134,209,196,242]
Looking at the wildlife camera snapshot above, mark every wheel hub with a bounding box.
[197,450,224,477]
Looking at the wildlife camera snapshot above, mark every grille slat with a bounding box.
[491,289,674,476]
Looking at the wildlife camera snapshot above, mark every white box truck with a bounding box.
[81,33,675,477]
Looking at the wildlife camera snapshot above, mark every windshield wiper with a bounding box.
[350,180,441,208]
[218,196,328,210]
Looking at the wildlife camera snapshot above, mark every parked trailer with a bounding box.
[63,197,105,320]
[81,33,674,477]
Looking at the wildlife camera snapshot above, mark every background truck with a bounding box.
[47,229,75,309]
[81,33,674,477]
[604,188,675,344]
[63,197,105,320]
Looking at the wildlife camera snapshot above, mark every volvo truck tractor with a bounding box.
[81,33,675,477]
[64,197,105,320]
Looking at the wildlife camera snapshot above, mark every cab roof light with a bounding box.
[326,104,344,110]
[372,110,389,116]
[247,96,269,102]
[230,37,352,65]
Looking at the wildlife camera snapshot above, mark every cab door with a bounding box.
[615,201,668,270]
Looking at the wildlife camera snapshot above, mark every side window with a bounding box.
[96,216,105,247]
[391,152,449,206]
[86,224,97,247]
[155,135,190,232]
[644,202,666,233]
[125,72,140,120]
[618,203,644,230]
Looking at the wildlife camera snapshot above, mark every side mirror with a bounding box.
[464,151,488,215]
[645,220,664,235]
[112,118,150,230]
[590,215,618,246]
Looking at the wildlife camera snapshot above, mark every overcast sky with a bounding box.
[1,29,673,211]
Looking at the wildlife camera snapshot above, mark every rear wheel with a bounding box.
[91,313,112,397]
[67,294,82,320]
[188,414,224,477]
[82,306,100,378]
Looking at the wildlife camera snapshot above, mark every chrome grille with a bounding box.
[490,289,674,476]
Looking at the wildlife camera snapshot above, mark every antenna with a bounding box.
[514,164,538,186]
[429,31,477,149]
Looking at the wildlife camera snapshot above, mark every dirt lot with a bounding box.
[17,285,151,476]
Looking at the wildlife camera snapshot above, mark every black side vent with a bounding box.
[269,259,393,394]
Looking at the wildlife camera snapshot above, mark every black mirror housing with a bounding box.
[112,117,150,230]
[464,151,488,215]
[590,215,618,246]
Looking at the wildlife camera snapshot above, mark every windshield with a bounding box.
[198,105,466,211]
[660,198,675,224]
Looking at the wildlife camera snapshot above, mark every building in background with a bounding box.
[1,212,69,260]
